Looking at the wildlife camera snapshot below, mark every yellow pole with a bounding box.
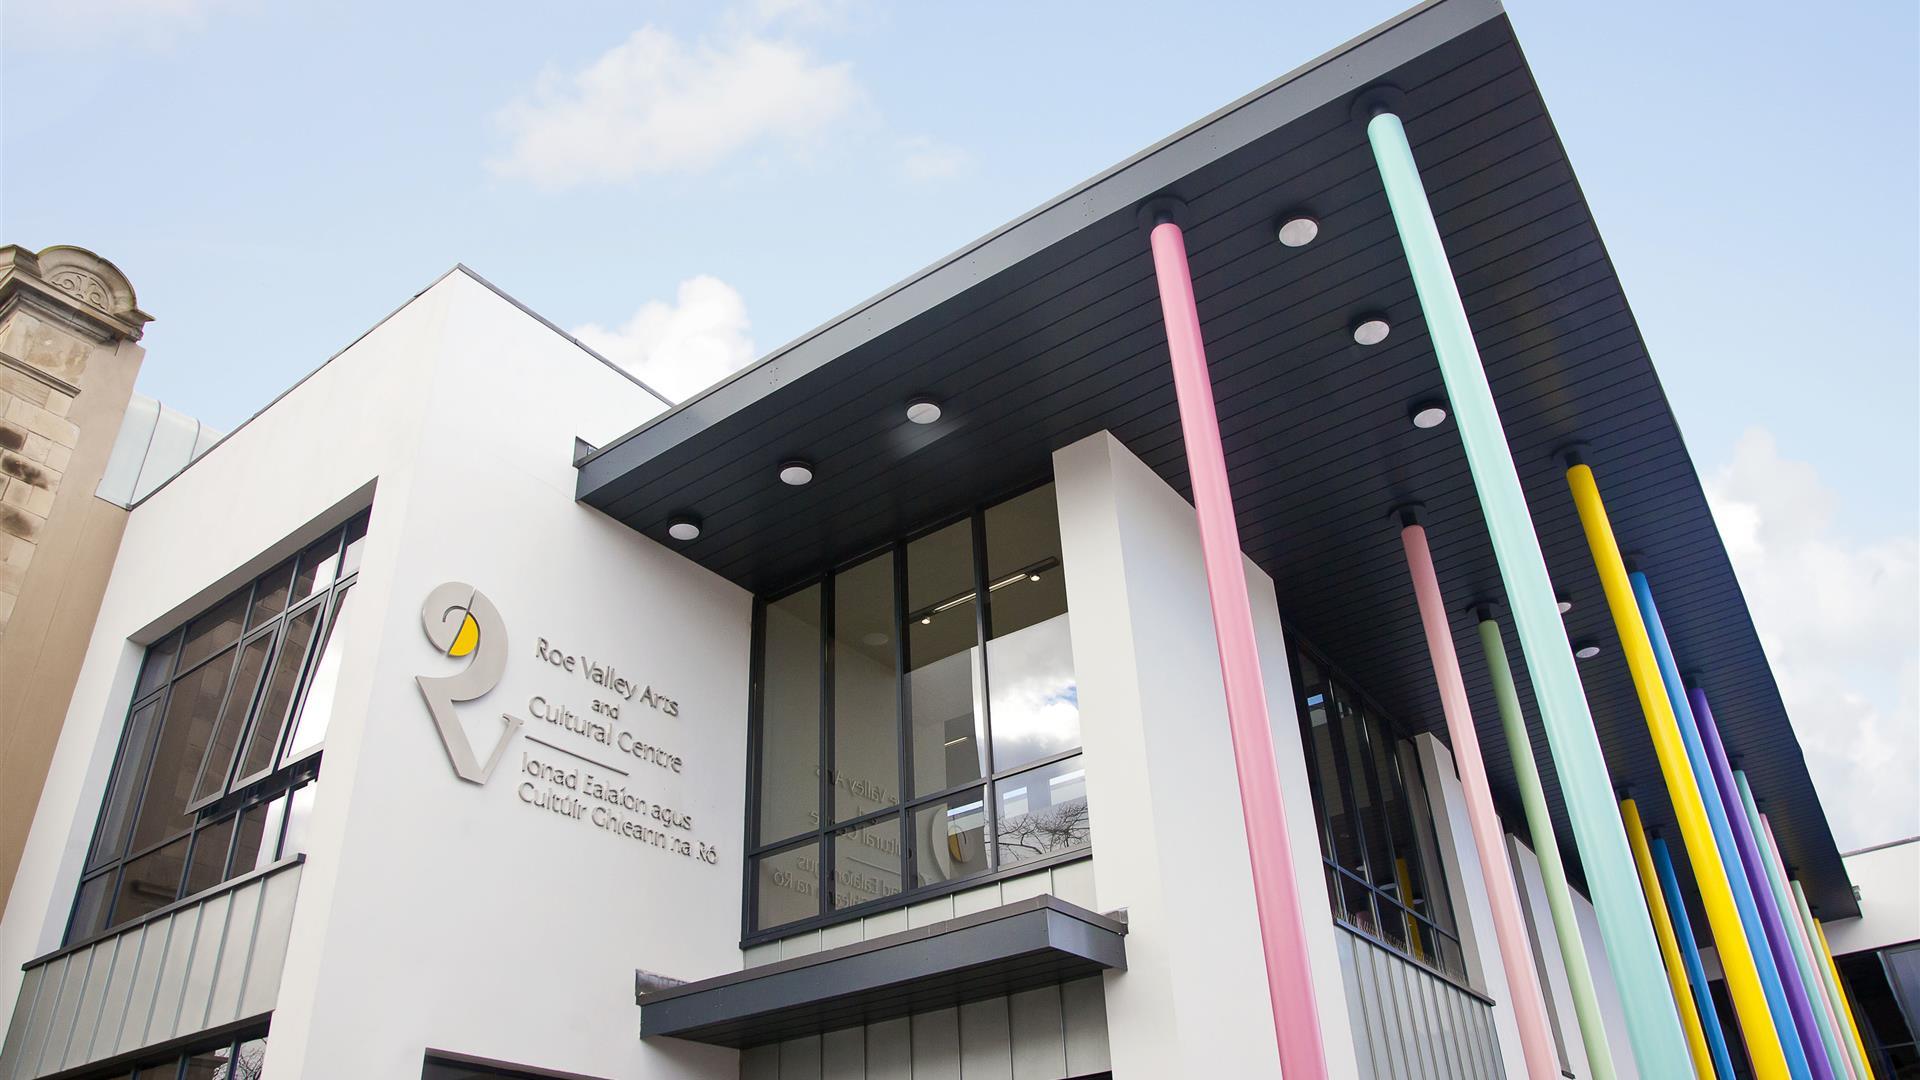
[1621,798,1717,1078]
[1565,460,1789,1079]
[1813,917,1877,1077]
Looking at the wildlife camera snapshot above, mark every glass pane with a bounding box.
[912,789,988,887]
[131,646,239,851]
[228,1038,268,1080]
[69,873,113,943]
[754,842,820,930]
[832,817,902,909]
[833,554,899,822]
[907,521,985,796]
[190,634,273,804]
[1375,897,1411,954]
[983,485,1068,640]
[1298,652,1361,871]
[185,815,236,895]
[233,794,289,873]
[133,631,180,700]
[759,585,821,844]
[1339,872,1379,938]
[1365,707,1423,913]
[178,588,248,673]
[281,781,321,858]
[234,602,321,779]
[994,755,1090,869]
[1333,684,1392,884]
[111,836,188,927]
[340,510,369,575]
[1397,739,1454,932]
[284,585,355,759]
[246,559,294,630]
[182,1044,233,1080]
[984,614,1078,773]
[88,700,163,871]
[290,528,343,602]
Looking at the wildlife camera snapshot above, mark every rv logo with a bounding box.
[418,582,521,784]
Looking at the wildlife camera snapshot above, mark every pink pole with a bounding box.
[1147,217,1328,1078]
[1398,517,1562,1078]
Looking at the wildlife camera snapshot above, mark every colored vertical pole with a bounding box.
[1560,453,1791,1080]
[1365,105,1690,1075]
[1144,207,1328,1079]
[1397,513,1561,1077]
[1475,610,1618,1079]
[1627,576,1823,1080]
[1622,797,1720,1079]
[1811,913,1877,1079]
[1653,835,1741,1080]
[1673,688,1850,1080]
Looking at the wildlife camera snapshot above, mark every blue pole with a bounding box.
[1653,835,1740,1080]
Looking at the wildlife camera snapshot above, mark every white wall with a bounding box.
[1508,833,1590,1077]
[1051,431,1359,1079]
[1573,886,1641,1080]
[1825,839,1920,957]
[1,270,753,1079]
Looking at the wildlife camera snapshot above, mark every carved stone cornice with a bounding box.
[0,245,152,343]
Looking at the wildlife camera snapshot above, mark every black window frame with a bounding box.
[741,481,1089,944]
[1288,632,1466,982]
[65,509,367,947]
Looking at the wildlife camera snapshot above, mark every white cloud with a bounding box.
[8,0,245,48]
[573,276,756,403]
[490,26,860,187]
[899,135,971,181]
[1704,427,1920,850]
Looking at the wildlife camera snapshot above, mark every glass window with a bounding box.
[759,585,821,845]
[745,485,1087,936]
[67,508,365,946]
[1293,635,1462,980]
[832,554,898,822]
[126,1032,267,1080]
[907,520,986,796]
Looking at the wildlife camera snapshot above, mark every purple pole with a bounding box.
[1689,685,1833,1076]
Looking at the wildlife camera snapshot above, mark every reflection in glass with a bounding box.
[1340,872,1379,938]
[1334,684,1392,885]
[132,647,239,850]
[833,555,898,822]
[246,560,294,631]
[755,842,820,929]
[134,631,180,700]
[281,782,321,858]
[233,794,289,874]
[913,790,988,887]
[284,586,355,759]
[1398,741,1452,930]
[985,615,1078,772]
[185,815,236,895]
[190,634,273,806]
[994,755,1090,869]
[340,512,369,575]
[983,484,1068,639]
[235,602,321,780]
[290,528,342,602]
[760,586,821,844]
[70,874,112,942]
[832,818,902,909]
[89,700,162,870]
[113,836,188,926]
[178,588,248,673]
[908,521,985,796]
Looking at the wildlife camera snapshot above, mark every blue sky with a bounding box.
[4,0,1915,847]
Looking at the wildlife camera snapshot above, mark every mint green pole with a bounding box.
[1737,771,1867,1080]
[1476,614,1618,1079]
[1367,108,1690,1074]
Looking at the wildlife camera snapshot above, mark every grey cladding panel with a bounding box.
[1335,927,1505,1080]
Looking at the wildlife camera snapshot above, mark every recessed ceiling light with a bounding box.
[1556,593,1574,615]
[1277,215,1320,248]
[779,461,813,486]
[1352,315,1391,346]
[860,631,889,647]
[1410,400,1448,429]
[667,518,701,542]
[1574,640,1602,660]
[906,398,942,425]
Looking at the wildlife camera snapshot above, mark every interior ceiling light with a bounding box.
[1352,315,1392,346]
[1574,640,1602,660]
[779,461,813,486]
[860,631,889,647]
[667,518,701,542]
[906,398,942,425]
[1409,400,1448,429]
[1277,215,1320,248]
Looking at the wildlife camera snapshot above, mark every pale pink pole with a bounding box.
[1147,215,1328,1078]
[1398,514,1561,1078]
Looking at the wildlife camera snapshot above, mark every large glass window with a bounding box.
[746,483,1086,936]
[1291,637,1463,979]
[66,510,366,946]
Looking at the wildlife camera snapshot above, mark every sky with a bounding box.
[3,0,1915,849]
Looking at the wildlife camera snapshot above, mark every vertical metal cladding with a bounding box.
[1365,106,1689,1075]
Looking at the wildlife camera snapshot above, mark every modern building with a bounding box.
[0,1,1913,1078]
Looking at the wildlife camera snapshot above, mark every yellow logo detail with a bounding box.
[449,612,480,657]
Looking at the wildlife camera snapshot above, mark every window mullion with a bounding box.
[892,540,912,891]
[741,595,767,937]
[817,572,833,915]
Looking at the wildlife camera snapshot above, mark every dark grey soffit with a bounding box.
[636,896,1127,1048]
[572,0,1855,923]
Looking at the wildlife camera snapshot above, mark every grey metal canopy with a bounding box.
[575,0,1855,921]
